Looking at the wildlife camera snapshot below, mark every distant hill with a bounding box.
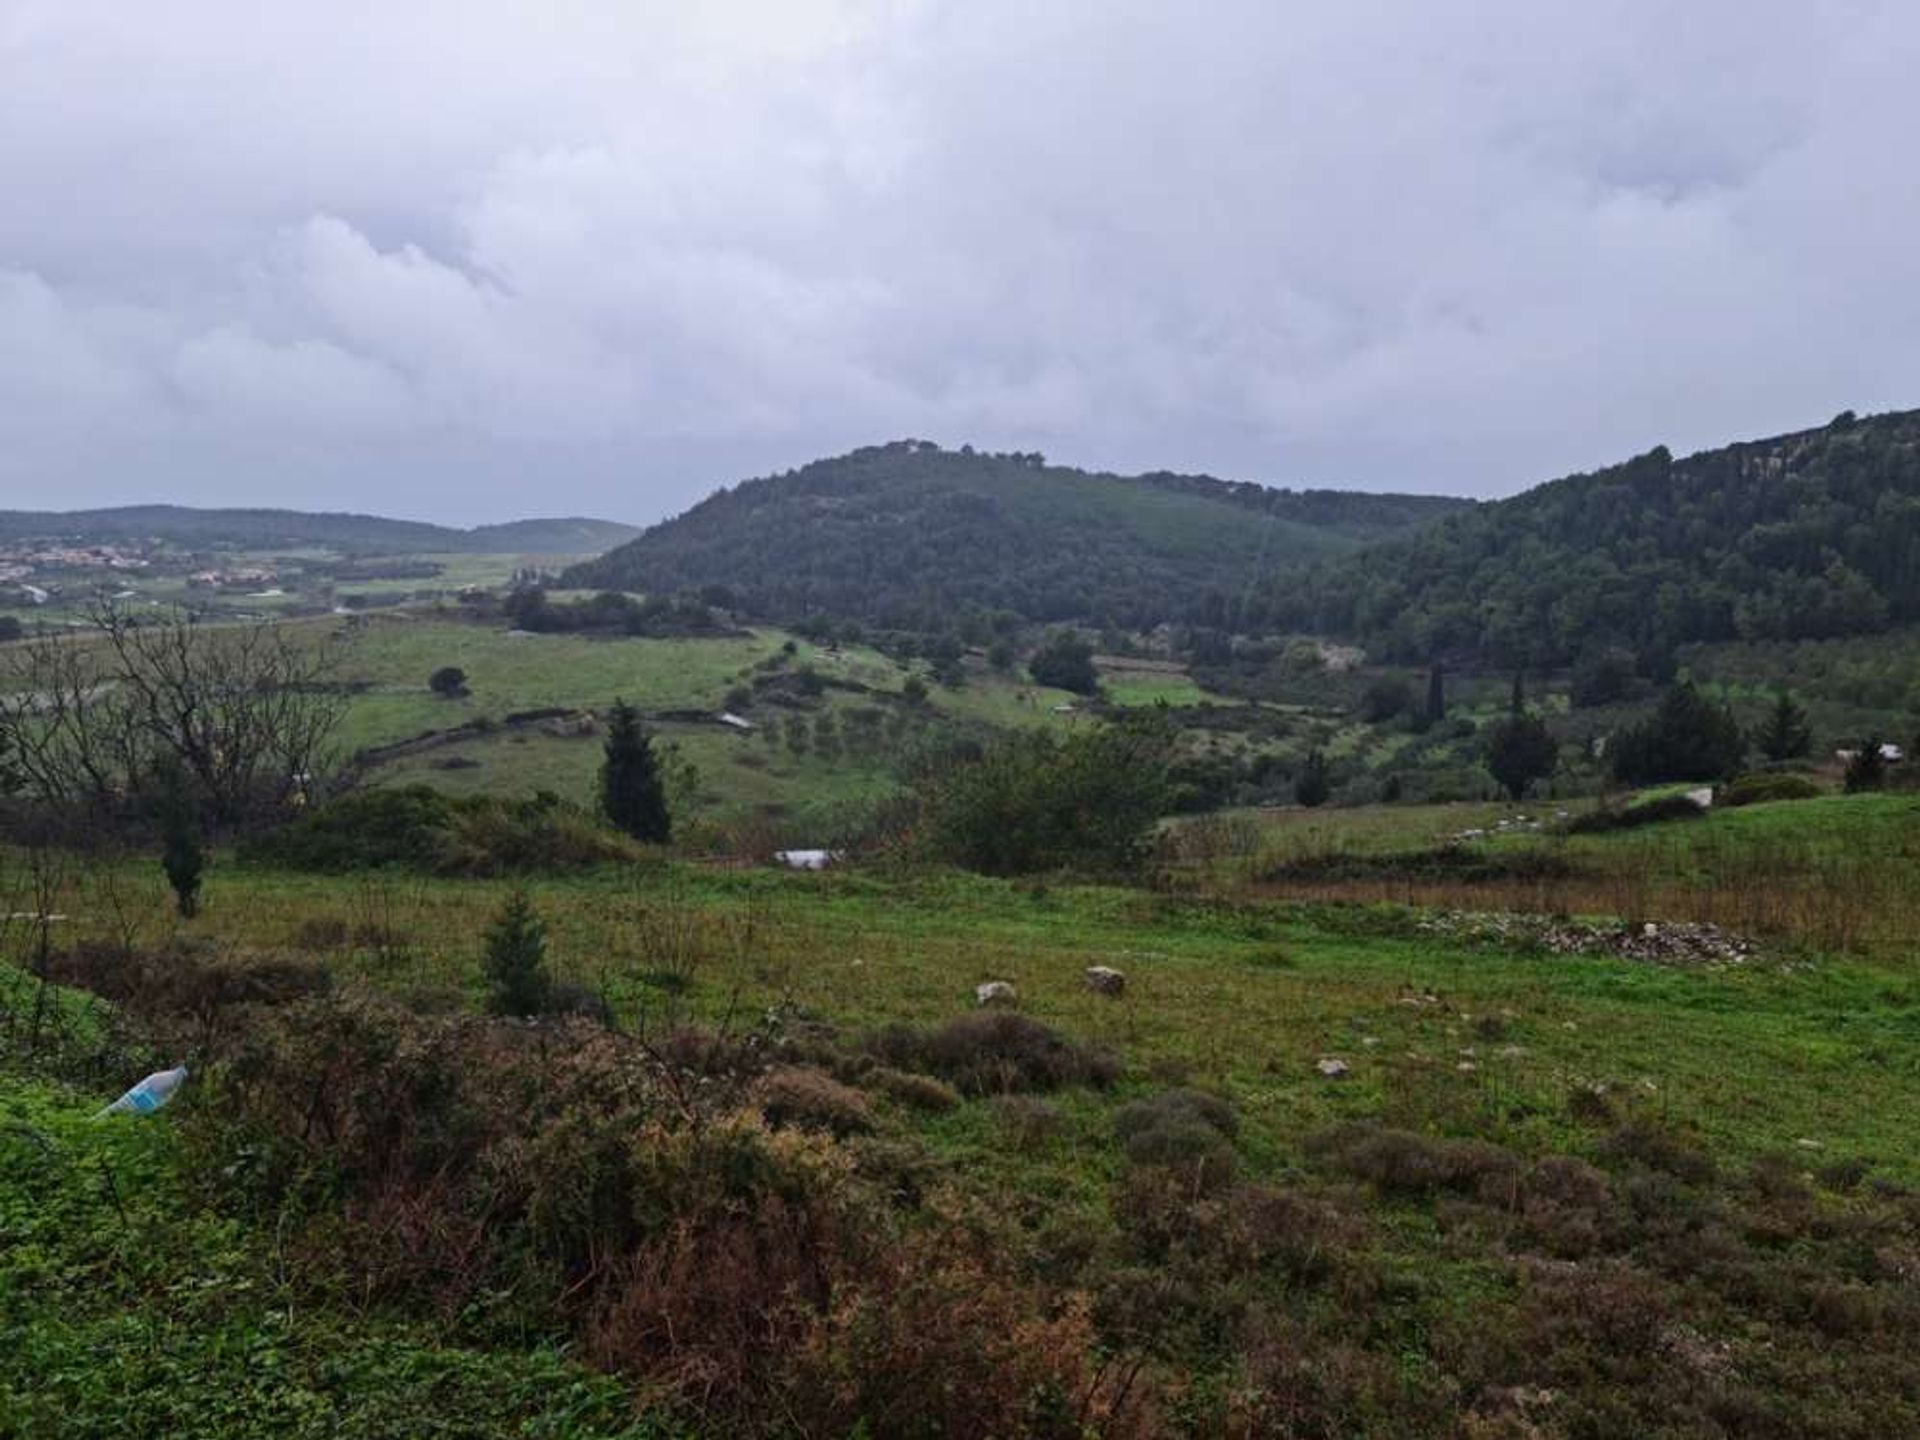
[1242,407,1920,668]
[0,506,638,556]
[562,441,1466,628]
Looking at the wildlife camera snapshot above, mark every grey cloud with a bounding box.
[2,0,1917,522]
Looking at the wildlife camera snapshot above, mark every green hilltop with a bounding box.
[561,440,1467,628]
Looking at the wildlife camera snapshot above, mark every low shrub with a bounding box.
[864,1012,1118,1096]
[866,1066,962,1113]
[755,1066,876,1137]
[1564,792,1706,834]
[1720,772,1824,807]
[991,1094,1066,1151]
[1312,1122,1520,1198]
[247,786,639,876]
[1113,1088,1239,1189]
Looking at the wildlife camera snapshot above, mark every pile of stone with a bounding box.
[1417,910,1763,968]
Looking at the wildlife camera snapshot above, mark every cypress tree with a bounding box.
[483,890,550,1017]
[1426,663,1446,726]
[1755,690,1812,762]
[153,757,204,918]
[599,698,671,842]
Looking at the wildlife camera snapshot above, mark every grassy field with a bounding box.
[6,772,1920,1434]
[25,855,1913,1173]
[1180,790,1920,961]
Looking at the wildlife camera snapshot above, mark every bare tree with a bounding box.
[0,606,348,834]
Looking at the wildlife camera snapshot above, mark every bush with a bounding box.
[1844,740,1888,793]
[1027,628,1099,695]
[866,1067,962,1113]
[1313,1123,1519,1197]
[1564,793,1707,834]
[755,1066,875,1137]
[249,787,638,876]
[428,665,468,697]
[1113,1088,1238,1190]
[916,714,1172,875]
[865,1013,1117,1096]
[1720,772,1823,807]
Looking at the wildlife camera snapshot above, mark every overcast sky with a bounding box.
[3,2,1917,525]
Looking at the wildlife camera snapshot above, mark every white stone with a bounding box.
[1083,965,1126,996]
[1316,1057,1350,1078]
[975,980,1017,1006]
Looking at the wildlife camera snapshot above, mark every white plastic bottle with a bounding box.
[94,1065,190,1119]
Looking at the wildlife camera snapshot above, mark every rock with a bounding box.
[1083,965,1126,997]
[1316,1057,1350,1079]
[975,980,1017,1007]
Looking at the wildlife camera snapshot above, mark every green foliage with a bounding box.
[1359,674,1415,722]
[1720,771,1823,807]
[0,614,21,643]
[1248,409,1920,665]
[1611,681,1746,784]
[1570,645,1640,708]
[1565,793,1707,834]
[562,439,1462,630]
[427,664,468,697]
[1755,689,1814,761]
[1293,748,1332,807]
[246,786,636,876]
[599,699,671,843]
[916,714,1173,874]
[482,889,551,1016]
[1845,739,1888,793]
[0,1075,665,1439]
[1026,628,1099,695]
[152,757,204,919]
[1485,711,1558,800]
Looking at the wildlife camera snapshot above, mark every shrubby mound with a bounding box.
[1564,792,1707,835]
[246,786,640,876]
[1720,772,1824,807]
[864,1012,1118,1096]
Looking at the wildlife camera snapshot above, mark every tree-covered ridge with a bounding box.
[1243,408,1920,667]
[562,440,1466,629]
[0,505,638,555]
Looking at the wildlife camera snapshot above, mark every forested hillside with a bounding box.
[1241,408,1920,668]
[563,440,1465,628]
[0,506,638,555]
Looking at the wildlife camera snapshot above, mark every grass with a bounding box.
[14,851,1918,1181]
[6,776,1920,1434]
[1205,791,1920,960]
[0,1073,672,1439]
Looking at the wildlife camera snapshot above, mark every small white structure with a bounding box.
[718,711,755,732]
[774,848,840,870]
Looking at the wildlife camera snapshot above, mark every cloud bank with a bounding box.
[3,0,1917,521]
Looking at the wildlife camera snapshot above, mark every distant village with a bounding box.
[0,535,290,610]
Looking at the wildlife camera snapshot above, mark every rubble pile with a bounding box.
[1417,910,1763,968]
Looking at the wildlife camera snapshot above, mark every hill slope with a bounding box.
[0,506,638,555]
[1244,408,1920,667]
[563,441,1466,628]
